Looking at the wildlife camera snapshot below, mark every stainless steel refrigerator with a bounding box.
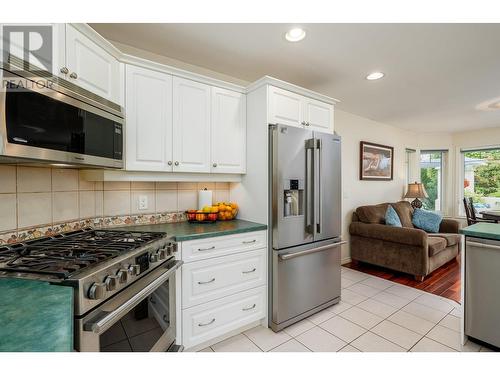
[269,124,343,332]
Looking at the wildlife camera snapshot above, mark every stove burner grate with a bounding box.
[0,228,165,279]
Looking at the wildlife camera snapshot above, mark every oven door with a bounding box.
[75,259,182,352]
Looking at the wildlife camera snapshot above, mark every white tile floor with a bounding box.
[198,266,491,352]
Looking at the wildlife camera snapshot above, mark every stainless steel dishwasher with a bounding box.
[465,237,500,348]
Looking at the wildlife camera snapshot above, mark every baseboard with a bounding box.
[341,257,351,265]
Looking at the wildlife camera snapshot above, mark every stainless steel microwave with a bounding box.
[0,60,124,169]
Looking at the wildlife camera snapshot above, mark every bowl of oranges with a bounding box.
[186,205,218,223]
[214,202,238,221]
[186,202,239,223]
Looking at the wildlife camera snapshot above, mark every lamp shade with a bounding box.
[404,182,428,199]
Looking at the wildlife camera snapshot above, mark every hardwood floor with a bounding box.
[344,258,461,303]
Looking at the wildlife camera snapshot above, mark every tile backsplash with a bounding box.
[0,165,230,244]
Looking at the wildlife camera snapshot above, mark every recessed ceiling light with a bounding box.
[476,96,500,111]
[285,28,306,42]
[366,72,385,80]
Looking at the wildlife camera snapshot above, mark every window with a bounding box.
[405,148,417,184]
[420,151,447,211]
[462,148,500,214]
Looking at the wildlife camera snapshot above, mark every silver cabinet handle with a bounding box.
[242,304,256,311]
[198,318,215,327]
[242,268,256,274]
[279,241,347,261]
[69,72,78,79]
[213,163,217,167]
[306,122,310,126]
[242,239,256,244]
[60,67,69,74]
[198,246,215,252]
[167,161,172,166]
[301,121,306,126]
[174,161,179,166]
[198,278,216,285]
[467,241,500,251]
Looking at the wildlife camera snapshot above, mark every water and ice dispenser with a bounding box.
[283,179,304,217]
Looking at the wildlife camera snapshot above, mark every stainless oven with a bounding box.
[0,57,124,168]
[75,259,182,352]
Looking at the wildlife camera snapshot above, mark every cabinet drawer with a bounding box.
[182,286,266,348]
[182,248,266,308]
[181,231,267,262]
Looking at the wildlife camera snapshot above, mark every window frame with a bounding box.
[420,149,448,213]
[459,145,500,217]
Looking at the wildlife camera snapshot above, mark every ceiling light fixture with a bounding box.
[285,28,306,42]
[476,96,500,111]
[365,72,385,80]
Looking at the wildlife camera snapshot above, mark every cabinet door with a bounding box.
[172,77,211,173]
[125,65,173,171]
[268,86,303,128]
[65,24,121,104]
[211,87,246,174]
[303,97,334,133]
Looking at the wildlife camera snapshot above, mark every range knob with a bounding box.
[128,264,140,276]
[157,249,166,260]
[88,282,106,300]
[105,275,118,291]
[117,269,128,284]
[166,243,176,256]
[149,252,159,263]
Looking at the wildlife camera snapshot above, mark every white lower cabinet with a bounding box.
[178,230,267,349]
[182,248,266,308]
[182,286,266,349]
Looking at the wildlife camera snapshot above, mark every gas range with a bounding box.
[0,228,177,316]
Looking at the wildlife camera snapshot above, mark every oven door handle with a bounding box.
[83,260,182,334]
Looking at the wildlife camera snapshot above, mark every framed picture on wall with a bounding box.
[360,141,394,180]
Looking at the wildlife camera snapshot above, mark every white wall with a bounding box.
[335,110,417,262]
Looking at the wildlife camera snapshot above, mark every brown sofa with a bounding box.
[349,201,460,281]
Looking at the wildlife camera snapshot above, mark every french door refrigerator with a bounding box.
[269,124,343,332]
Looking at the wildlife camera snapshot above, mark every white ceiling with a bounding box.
[90,23,500,133]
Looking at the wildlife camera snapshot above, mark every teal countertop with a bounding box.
[0,278,73,352]
[113,219,267,242]
[460,222,500,241]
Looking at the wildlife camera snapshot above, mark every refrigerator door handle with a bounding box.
[305,139,315,235]
[316,138,322,234]
[279,241,347,260]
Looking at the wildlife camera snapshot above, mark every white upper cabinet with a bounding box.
[211,87,246,174]
[268,85,334,133]
[172,77,211,173]
[64,25,121,104]
[268,86,303,128]
[125,65,173,171]
[303,97,334,133]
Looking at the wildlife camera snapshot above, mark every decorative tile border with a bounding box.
[0,211,187,245]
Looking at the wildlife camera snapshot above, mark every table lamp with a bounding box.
[404,182,428,209]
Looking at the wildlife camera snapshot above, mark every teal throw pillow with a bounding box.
[385,205,402,227]
[412,208,442,233]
